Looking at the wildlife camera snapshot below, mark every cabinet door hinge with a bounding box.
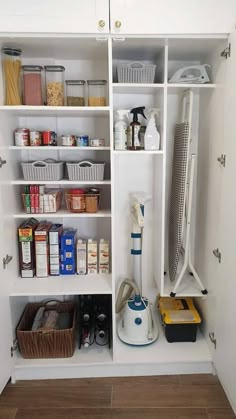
[11,339,18,357]
[221,43,231,59]
[217,154,226,167]
[209,332,217,349]
[213,248,221,263]
[0,157,6,168]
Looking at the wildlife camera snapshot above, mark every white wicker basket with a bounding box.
[66,161,105,181]
[21,160,64,181]
[117,62,156,83]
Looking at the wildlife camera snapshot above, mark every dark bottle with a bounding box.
[129,106,146,150]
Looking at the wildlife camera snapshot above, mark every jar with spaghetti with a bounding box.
[2,48,22,105]
[22,65,43,106]
[87,80,107,106]
[45,65,65,106]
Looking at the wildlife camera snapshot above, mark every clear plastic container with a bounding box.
[66,80,85,106]
[22,65,43,106]
[2,47,22,105]
[45,65,65,106]
[87,80,107,107]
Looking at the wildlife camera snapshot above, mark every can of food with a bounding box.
[14,128,30,146]
[30,130,42,146]
[61,135,76,146]
[76,135,89,147]
[89,138,105,147]
[42,131,57,146]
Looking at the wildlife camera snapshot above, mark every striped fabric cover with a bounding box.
[168,122,190,282]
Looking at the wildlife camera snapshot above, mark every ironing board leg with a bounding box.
[170,260,188,296]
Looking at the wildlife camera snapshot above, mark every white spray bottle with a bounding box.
[114,110,130,150]
[144,108,160,150]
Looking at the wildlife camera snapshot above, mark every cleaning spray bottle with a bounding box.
[114,110,130,150]
[128,106,146,150]
[144,108,160,150]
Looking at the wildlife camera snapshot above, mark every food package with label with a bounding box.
[34,221,52,277]
[18,218,39,278]
[60,229,77,275]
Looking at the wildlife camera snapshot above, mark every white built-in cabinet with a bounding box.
[0,2,236,415]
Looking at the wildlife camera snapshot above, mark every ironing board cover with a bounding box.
[169,122,190,282]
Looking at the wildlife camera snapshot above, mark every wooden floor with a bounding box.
[0,375,235,419]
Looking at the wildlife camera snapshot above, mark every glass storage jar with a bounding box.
[45,65,65,106]
[66,80,85,106]
[87,80,107,106]
[2,47,22,105]
[22,65,43,106]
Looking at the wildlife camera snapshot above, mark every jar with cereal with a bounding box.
[87,80,107,107]
[45,65,65,106]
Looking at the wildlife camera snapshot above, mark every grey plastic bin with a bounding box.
[66,161,105,181]
[21,160,64,181]
[117,61,156,83]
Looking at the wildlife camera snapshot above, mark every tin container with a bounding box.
[15,128,30,146]
[30,130,42,146]
[61,135,76,146]
[43,131,57,146]
[76,135,89,147]
[89,138,105,147]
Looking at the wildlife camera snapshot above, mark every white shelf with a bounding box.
[9,146,111,151]
[113,150,164,155]
[167,83,216,93]
[11,179,111,185]
[0,106,110,117]
[113,83,164,94]
[14,346,113,368]
[10,274,112,296]
[13,209,112,218]
[163,273,207,297]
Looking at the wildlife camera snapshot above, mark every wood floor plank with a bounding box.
[0,409,17,419]
[180,375,219,386]
[0,385,111,409]
[207,407,236,418]
[14,407,208,419]
[112,384,231,409]
[10,375,180,387]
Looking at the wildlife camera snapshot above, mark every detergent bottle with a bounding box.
[128,106,146,150]
[114,110,130,150]
[144,108,160,150]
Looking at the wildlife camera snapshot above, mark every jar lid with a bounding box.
[2,47,22,56]
[65,80,86,85]
[44,65,65,72]
[22,65,43,71]
[70,189,85,194]
[87,80,107,85]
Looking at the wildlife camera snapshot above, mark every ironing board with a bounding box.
[168,90,208,296]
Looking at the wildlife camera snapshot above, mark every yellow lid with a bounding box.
[158,297,201,325]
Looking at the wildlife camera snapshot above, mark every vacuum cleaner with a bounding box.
[116,193,159,346]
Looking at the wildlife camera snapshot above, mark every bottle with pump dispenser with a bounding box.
[128,106,146,150]
[144,108,160,151]
[114,110,130,150]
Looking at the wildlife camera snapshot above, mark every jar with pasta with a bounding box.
[2,47,22,105]
[87,80,107,107]
[45,65,65,106]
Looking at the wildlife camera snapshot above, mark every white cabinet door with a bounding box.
[0,148,13,393]
[110,0,236,35]
[213,31,236,414]
[0,0,109,34]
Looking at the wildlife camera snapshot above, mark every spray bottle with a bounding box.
[114,110,130,150]
[144,108,160,151]
[128,106,146,150]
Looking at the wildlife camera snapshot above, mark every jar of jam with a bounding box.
[68,189,86,212]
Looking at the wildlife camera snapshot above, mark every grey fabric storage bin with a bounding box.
[66,161,105,181]
[21,160,64,181]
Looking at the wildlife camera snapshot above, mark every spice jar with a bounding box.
[22,65,43,106]
[2,47,22,105]
[45,65,65,106]
[68,189,86,213]
[85,188,100,213]
[87,80,107,106]
[66,80,85,106]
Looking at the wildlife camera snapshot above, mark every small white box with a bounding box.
[76,239,87,275]
[99,239,109,274]
[87,239,97,274]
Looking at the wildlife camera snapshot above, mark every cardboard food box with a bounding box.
[87,239,97,274]
[49,224,63,275]
[99,239,109,274]
[18,218,39,278]
[34,221,52,277]
[60,229,76,275]
[76,239,87,275]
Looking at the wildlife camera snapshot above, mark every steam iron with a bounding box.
[169,64,211,84]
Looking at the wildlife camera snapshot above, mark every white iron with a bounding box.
[169,64,211,84]
[116,193,159,346]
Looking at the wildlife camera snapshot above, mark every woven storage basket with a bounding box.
[21,159,64,181]
[66,161,105,181]
[117,61,156,83]
[17,301,76,359]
